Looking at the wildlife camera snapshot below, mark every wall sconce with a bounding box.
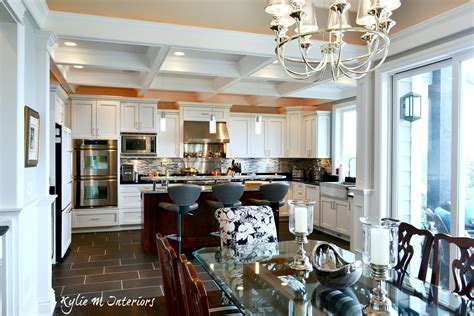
[400,92,422,122]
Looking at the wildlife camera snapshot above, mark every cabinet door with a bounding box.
[96,100,120,138]
[157,113,180,157]
[320,197,336,230]
[303,117,313,158]
[315,113,331,158]
[250,120,266,158]
[138,103,157,132]
[121,103,138,132]
[61,207,72,257]
[72,100,96,138]
[305,185,320,226]
[287,112,302,157]
[266,119,286,157]
[61,128,73,209]
[335,200,350,235]
[229,117,251,157]
[277,181,291,217]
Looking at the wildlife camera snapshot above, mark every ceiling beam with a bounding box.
[50,59,74,93]
[138,46,170,96]
[52,47,150,72]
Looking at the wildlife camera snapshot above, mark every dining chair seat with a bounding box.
[394,222,434,283]
[215,205,278,248]
[180,254,242,316]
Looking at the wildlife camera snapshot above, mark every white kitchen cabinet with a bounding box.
[61,127,73,210]
[266,118,286,157]
[179,102,231,122]
[157,111,181,157]
[72,99,120,139]
[320,196,350,236]
[228,115,251,157]
[61,206,72,257]
[286,111,303,157]
[250,119,266,158]
[51,84,69,126]
[119,184,152,225]
[291,182,306,200]
[72,209,119,228]
[303,111,331,158]
[305,185,320,226]
[120,103,157,133]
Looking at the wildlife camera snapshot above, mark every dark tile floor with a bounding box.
[52,222,349,315]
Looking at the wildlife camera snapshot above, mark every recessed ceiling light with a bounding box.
[73,65,84,69]
[64,41,78,47]
[174,51,185,56]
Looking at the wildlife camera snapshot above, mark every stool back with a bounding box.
[213,182,244,207]
[168,184,201,206]
[260,182,289,203]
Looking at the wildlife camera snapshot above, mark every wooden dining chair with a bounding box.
[430,233,473,300]
[394,222,434,282]
[155,233,186,316]
[180,254,242,316]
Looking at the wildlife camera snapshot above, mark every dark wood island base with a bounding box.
[141,188,279,254]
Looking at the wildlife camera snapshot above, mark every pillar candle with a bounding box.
[370,227,390,265]
[294,207,307,233]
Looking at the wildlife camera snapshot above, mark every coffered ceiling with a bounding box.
[44,0,470,107]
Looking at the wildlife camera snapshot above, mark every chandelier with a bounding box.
[265,0,400,81]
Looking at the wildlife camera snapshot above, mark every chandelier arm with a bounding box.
[296,33,325,73]
[338,38,390,75]
[313,60,329,82]
[339,37,382,71]
[277,46,315,80]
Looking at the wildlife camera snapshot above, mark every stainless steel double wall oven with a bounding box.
[73,139,118,208]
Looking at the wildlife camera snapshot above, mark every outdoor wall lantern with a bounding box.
[401,92,422,122]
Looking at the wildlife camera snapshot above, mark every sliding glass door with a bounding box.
[391,53,474,289]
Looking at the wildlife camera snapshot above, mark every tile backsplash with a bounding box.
[121,157,331,175]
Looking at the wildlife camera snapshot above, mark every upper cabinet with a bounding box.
[286,111,303,157]
[228,114,286,158]
[50,84,69,127]
[120,102,157,133]
[179,102,231,122]
[157,110,181,158]
[72,98,120,139]
[303,111,331,158]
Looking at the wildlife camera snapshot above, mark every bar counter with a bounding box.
[140,185,276,254]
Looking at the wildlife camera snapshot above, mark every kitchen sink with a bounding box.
[320,182,354,199]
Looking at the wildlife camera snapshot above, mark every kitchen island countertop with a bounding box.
[141,174,286,182]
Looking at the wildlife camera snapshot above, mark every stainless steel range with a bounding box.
[73,139,118,208]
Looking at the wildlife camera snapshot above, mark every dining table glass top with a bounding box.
[194,240,472,316]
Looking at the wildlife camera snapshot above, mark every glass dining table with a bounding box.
[194,240,472,315]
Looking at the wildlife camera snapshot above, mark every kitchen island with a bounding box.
[140,175,286,254]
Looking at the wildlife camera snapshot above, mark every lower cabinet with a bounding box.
[72,209,119,228]
[119,184,151,225]
[279,182,292,217]
[320,196,350,236]
[305,185,320,226]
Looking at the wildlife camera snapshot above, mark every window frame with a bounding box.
[332,101,357,175]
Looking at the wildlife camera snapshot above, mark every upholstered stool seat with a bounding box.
[158,184,201,255]
[215,205,278,248]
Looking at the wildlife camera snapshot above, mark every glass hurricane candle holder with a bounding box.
[288,200,315,271]
[360,217,400,315]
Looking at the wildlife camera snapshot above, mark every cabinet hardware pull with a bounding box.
[90,218,100,221]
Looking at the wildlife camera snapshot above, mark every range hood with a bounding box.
[183,121,230,144]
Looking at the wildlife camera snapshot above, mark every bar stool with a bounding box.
[159,184,201,255]
[249,182,289,237]
[206,182,245,209]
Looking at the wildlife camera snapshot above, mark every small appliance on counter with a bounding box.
[121,164,138,182]
[292,168,304,180]
[226,159,241,176]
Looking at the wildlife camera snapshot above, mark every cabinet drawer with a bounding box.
[73,211,118,228]
[120,210,142,225]
[120,192,142,208]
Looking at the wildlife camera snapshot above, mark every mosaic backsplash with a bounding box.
[121,157,331,175]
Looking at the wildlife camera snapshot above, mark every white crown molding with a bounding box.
[389,2,474,57]
[50,83,68,101]
[1,0,27,24]
[22,0,49,28]
[70,94,159,104]
[178,102,232,109]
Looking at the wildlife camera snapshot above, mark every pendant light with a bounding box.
[209,106,216,134]
[160,111,166,132]
[255,80,263,135]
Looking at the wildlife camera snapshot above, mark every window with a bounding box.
[333,104,357,178]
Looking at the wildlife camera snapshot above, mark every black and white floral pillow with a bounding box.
[215,205,278,248]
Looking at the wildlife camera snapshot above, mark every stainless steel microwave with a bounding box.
[121,133,157,156]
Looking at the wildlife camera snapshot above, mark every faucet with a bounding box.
[347,157,356,178]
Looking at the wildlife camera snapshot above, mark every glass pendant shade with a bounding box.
[159,112,166,132]
[327,9,351,30]
[381,0,401,11]
[255,115,263,135]
[356,0,376,26]
[265,0,293,16]
[272,16,296,28]
[298,2,319,34]
[209,114,217,134]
